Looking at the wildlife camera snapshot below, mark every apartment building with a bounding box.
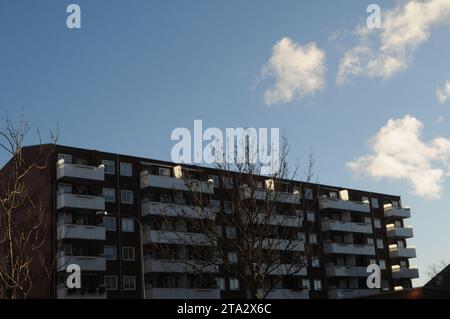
[0,144,419,299]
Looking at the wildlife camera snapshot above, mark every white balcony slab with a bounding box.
[141,201,214,219]
[140,172,214,194]
[144,258,219,273]
[321,220,373,234]
[57,162,104,181]
[328,288,380,299]
[144,230,212,246]
[384,207,411,219]
[240,187,301,204]
[57,255,106,272]
[386,227,413,238]
[260,238,305,252]
[57,193,105,211]
[265,264,307,276]
[57,224,106,241]
[326,265,369,277]
[324,243,375,255]
[392,268,419,279]
[319,198,370,213]
[145,288,220,299]
[389,247,416,258]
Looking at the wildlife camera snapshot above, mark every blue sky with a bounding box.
[1,0,450,286]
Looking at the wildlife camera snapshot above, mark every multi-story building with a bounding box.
[0,144,419,299]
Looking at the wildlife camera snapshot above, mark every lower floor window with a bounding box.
[123,276,136,291]
[105,275,118,291]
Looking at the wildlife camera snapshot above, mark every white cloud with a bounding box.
[437,80,450,103]
[337,0,450,84]
[346,115,450,200]
[262,37,326,105]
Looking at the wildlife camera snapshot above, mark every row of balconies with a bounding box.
[325,264,418,279]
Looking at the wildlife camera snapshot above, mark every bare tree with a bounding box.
[144,132,318,299]
[0,113,58,299]
[426,259,448,280]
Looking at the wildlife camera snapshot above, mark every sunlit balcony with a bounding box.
[319,198,370,213]
[389,245,416,258]
[323,242,375,255]
[384,204,411,219]
[326,265,369,277]
[144,230,212,246]
[391,265,419,279]
[57,160,104,181]
[140,171,214,194]
[321,220,373,234]
[57,255,106,272]
[57,223,105,241]
[386,225,414,238]
[141,200,215,219]
[56,193,105,211]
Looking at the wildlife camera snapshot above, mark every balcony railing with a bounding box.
[144,258,219,273]
[328,288,380,299]
[391,267,419,279]
[57,255,107,272]
[319,198,370,213]
[145,287,220,299]
[265,264,307,276]
[323,242,375,255]
[57,223,106,241]
[259,238,305,252]
[326,265,369,277]
[384,205,411,219]
[389,246,416,258]
[141,201,215,219]
[140,171,214,194]
[56,193,105,211]
[57,161,104,181]
[321,220,373,234]
[259,289,309,299]
[144,230,212,246]
[386,226,414,238]
[240,186,302,204]
[56,284,106,299]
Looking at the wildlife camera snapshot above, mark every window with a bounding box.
[226,226,237,239]
[227,251,238,264]
[58,183,72,194]
[103,216,116,231]
[123,276,136,291]
[224,201,233,214]
[163,276,176,288]
[211,200,221,212]
[103,188,116,203]
[367,238,374,246]
[302,279,310,290]
[229,278,240,291]
[297,232,306,241]
[329,191,338,199]
[309,233,318,244]
[122,247,135,261]
[371,198,379,208]
[381,280,389,291]
[64,243,72,255]
[304,188,313,199]
[376,239,384,249]
[121,218,134,232]
[58,153,72,164]
[313,280,322,291]
[215,278,226,290]
[159,167,171,177]
[311,257,320,268]
[369,258,376,265]
[397,241,405,248]
[374,218,381,229]
[395,220,402,227]
[120,163,133,177]
[102,160,115,175]
[209,175,219,188]
[379,259,386,270]
[307,210,315,222]
[104,276,118,291]
[104,246,117,260]
[121,190,134,205]
[222,177,233,189]
[362,196,369,204]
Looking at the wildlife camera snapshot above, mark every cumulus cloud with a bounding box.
[337,0,450,84]
[436,80,450,103]
[262,37,326,105]
[346,115,450,200]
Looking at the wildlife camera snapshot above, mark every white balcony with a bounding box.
[240,187,301,204]
[326,265,369,277]
[389,246,416,258]
[144,258,219,273]
[57,255,106,272]
[321,220,373,234]
[141,201,215,219]
[56,285,106,299]
[260,289,309,299]
[260,238,305,252]
[145,287,220,299]
[140,172,214,194]
[384,206,411,219]
[57,161,104,181]
[57,223,106,241]
[392,267,419,279]
[265,264,307,276]
[386,226,414,238]
[319,198,370,213]
[57,193,105,211]
[144,230,212,246]
[323,242,375,255]
[328,288,380,299]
